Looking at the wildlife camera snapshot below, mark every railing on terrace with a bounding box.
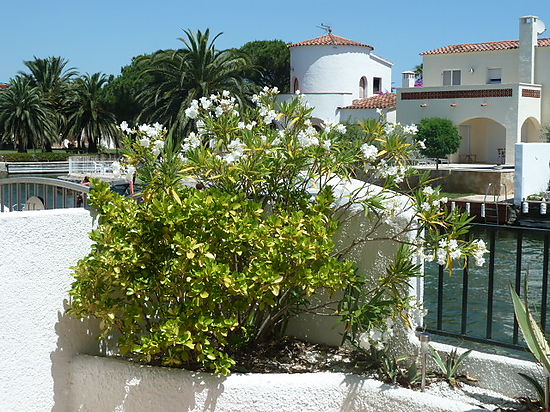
[0,177,90,212]
[68,156,117,176]
[422,223,550,352]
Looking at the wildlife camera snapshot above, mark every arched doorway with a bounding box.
[293,77,300,93]
[458,118,507,164]
[521,117,541,143]
[359,77,367,98]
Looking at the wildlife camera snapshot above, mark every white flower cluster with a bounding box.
[182,132,201,152]
[120,122,166,157]
[111,160,136,181]
[471,239,488,266]
[361,144,378,161]
[324,121,347,134]
[251,86,280,104]
[297,126,320,147]
[420,186,448,211]
[185,91,239,120]
[221,138,246,164]
[376,160,408,184]
[358,318,395,351]
[403,124,418,134]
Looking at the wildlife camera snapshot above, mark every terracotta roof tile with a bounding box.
[422,38,550,55]
[289,33,374,49]
[340,93,396,109]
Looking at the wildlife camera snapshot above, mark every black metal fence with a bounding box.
[422,223,550,352]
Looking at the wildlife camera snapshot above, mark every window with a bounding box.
[373,77,382,94]
[443,70,461,86]
[293,77,299,93]
[487,68,502,84]
[359,77,367,98]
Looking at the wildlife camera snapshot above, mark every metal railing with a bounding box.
[422,222,550,352]
[0,177,91,212]
[68,156,117,176]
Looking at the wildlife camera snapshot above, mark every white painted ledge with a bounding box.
[70,355,485,412]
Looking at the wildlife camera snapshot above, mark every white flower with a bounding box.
[424,253,434,262]
[422,186,434,196]
[421,202,431,211]
[251,94,259,103]
[182,132,201,152]
[263,110,277,124]
[335,123,346,134]
[214,106,224,117]
[418,139,426,149]
[200,97,212,110]
[294,89,301,95]
[222,138,247,164]
[358,332,371,350]
[237,122,245,129]
[185,106,199,119]
[246,121,256,130]
[322,140,332,149]
[450,249,462,259]
[369,329,383,342]
[222,90,230,97]
[436,248,447,265]
[404,124,418,134]
[376,108,383,116]
[152,140,165,156]
[138,137,150,148]
[119,121,130,132]
[384,123,395,134]
[361,144,378,161]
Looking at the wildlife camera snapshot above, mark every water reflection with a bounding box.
[424,227,548,360]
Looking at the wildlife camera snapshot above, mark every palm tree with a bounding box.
[64,73,118,153]
[20,56,78,150]
[137,29,254,139]
[0,77,57,152]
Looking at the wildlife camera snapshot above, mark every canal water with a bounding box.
[424,226,548,360]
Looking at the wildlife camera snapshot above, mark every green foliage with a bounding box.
[518,372,545,405]
[428,346,472,386]
[0,77,57,152]
[136,29,254,138]
[415,117,461,160]
[64,73,119,153]
[69,181,356,374]
[239,40,290,92]
[0,151,100,162]
[379,353,421,387]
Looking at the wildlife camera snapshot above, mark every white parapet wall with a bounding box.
[515,142,550,205]
[0,208,101,412]
[70,355,482,412]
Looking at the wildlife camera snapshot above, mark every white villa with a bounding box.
[397,16,549,165]
[278,30,397,126]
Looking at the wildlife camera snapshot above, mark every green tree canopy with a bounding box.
[136,29,254,139]
[64,73,118,152]
[239,40,290,92]
[0,76,57,152]
[415,117,461,163]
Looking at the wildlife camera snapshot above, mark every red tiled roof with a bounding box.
[289,33,374,49]
[422,38,550,55]
[0,83,9,88]
[339,93,396,109]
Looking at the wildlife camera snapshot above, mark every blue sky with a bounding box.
[1,0,549,88]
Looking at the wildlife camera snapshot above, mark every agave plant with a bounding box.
[428,346,472,387]
[510,284,550,409]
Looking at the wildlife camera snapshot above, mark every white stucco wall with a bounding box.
[290,45,392,99]
[422,51,519,87]
[338,107,396,124]
[0,208,101,412]
[514,142,550,204]
[70,355,483,412]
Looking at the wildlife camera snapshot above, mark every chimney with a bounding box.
[519,16,545,83]
[402,71,416,88]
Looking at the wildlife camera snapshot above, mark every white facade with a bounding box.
[278,33,396,125]
[397,16,548,165]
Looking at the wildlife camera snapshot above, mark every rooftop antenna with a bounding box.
[317,23,333,34]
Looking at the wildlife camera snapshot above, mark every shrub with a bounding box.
[69,89,488,374]
[69,181,355,374]
[415,117,461,162]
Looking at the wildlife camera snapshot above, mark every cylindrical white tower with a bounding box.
[289,33,392,99]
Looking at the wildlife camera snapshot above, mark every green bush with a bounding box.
[415,117,461,160]
[69,181,355,374]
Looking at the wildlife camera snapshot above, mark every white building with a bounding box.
[278,31,397,125]
[397,16,549,165]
